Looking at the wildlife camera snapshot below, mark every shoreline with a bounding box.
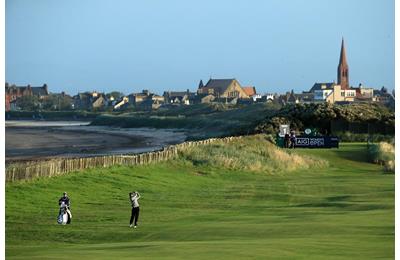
[6,121,187,163]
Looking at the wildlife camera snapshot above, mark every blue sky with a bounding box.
[6,0,394,95]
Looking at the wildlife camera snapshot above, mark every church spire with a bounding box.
[337,38,349,89]
[198,79,204,89]
[339,38,348,66]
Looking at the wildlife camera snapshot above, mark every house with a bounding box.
[259,93,276,102]
[242,86,261,101]
[92,94,108,109]
[138,98,163,111]
[373,87,395,107]
[195,94,215,104]
[113,96,130,110]
[128,90,150,105]
[214,97,239,105]
[355,84,374,98]
[295,92,314,103]
[127,90,164,108]
[5,83,49,111]
[73,92,94,110]
[163,90,196,105]
[73,91,108,110]
[197,78,250,99]
[126,90,164,110]
[276,91,297,105]
[31,84,49,98]
[310,83,337,102]
[347,84,375,103]
[310,83,356,103]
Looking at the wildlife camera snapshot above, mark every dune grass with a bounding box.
[5,142,394,259]
[368,142,395,173]
[178,135,328,173]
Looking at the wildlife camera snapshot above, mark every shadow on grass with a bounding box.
[295,196,391,211]
[334,144,370,163]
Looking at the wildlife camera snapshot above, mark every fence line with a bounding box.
[5,136,242,182]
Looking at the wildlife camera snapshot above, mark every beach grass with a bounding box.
[5,142,394,259]
[368,141,395,173]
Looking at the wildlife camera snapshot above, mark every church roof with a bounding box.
[199,78,237,94]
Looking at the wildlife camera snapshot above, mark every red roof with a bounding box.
[242,86,256,96]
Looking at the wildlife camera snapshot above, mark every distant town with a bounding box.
[5,39,395,113]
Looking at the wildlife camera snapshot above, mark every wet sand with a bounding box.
[5,121,187,163]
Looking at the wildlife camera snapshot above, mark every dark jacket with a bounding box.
[59,196,70,207]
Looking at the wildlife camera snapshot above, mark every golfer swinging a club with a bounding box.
[129,191,140,228]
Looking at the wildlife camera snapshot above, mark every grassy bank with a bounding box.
[90,103,394,141]
[6,139,394,259]
[178,135,328,173]
[91,103,280,139]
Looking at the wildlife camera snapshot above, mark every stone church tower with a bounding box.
[337,38,349,89]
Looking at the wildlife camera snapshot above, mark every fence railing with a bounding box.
[5,136,241,182]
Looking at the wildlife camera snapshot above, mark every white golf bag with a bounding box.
[57,201,72,225]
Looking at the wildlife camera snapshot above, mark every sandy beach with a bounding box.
[5,121,187,162]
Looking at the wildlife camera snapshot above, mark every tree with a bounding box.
[42,94,73,111]
[16,95,40,111]
[58,95,73,110]
[42,95,58,110]
[106,91,124,100]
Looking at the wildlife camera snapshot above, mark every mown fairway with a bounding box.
[6,143,394,259]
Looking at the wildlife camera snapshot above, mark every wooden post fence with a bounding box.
[5,136,242,182]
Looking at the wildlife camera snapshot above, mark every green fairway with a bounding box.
[6,143,394,259]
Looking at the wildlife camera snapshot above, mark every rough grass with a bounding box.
[368,142,395,173]
[5,142,394,259]
[178,135,328,173]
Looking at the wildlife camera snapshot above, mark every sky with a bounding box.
[5,0,394,95]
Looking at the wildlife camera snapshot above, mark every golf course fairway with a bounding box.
[5,142,394,259]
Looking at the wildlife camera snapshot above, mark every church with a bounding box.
[309,38,356,103]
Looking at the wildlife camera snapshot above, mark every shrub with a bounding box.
[368,142,395,173]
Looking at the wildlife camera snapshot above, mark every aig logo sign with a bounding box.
[296,138,309,145]
[310,138,324,146]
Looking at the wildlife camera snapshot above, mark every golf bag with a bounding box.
[57,201,72,225]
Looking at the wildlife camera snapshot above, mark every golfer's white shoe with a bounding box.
[129,224,133,228]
